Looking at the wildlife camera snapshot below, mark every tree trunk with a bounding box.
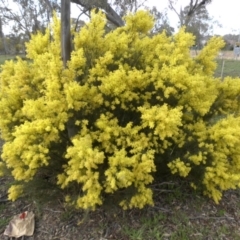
[0,17,9,54]
[61,0,71,67]
[61,0,78,139]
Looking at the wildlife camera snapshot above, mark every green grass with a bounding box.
[0,55,16,65]
[119,194,240,239]
[0,205,11,233]
[0,54,27,66]
[215,59,240,78]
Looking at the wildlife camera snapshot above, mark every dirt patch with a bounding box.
[1,178,240,239]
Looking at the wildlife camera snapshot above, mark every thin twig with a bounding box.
[44,208,63,213]
[74,8,89,32]
[23,203,32,210]
[189,216,234,220]
[153,206,171,212]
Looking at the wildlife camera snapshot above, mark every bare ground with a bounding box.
[1,177,240,240]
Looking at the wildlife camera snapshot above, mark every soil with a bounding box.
[1,177,240,240]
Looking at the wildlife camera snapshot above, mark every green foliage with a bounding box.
[0,10,239,210]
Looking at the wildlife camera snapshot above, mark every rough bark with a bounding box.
[61,0,71,67]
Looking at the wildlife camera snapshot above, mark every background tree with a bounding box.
[0,0,60,53]
[183,5,213,48]
[2,0,212,47]
[0,0,60,38]
[110,0,147,17]
[72,0,174,35]
[168,0,212,27]
[168,0,218,49]
[0,16,8,54]
[149,6,174,36]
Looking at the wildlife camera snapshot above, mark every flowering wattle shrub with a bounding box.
[1,10,240,210]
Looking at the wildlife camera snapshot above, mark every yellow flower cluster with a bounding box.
[168,158,191,177]
[195,37,225,76]
[202,116,240,203]
[0,13,68,200]
[138,104,183,140]
[58,135,105,209]
[0,9,239,209]
[105,149,156,209]
[8,185,23,201]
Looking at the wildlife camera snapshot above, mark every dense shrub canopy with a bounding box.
[0,10,240,210]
